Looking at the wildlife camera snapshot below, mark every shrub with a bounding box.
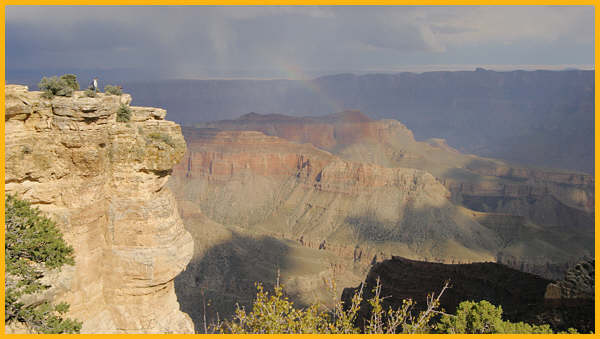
[435,300,575,334]
[84,88,96,98]
[116,104,131,122]
[59,74,79,91]
[219,279,447,334]
[5,194,81,333]
[104,85,122,96]
[219,279,567,334]
[38,76,74,99]
[148,132,175,148]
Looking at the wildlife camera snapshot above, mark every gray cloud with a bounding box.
[6,6,594,82]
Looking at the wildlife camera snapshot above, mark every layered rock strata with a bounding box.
[171,128,501,265]
[193,112,594,277]
[5,85,194,333]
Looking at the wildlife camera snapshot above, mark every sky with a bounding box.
[5,6,595,82]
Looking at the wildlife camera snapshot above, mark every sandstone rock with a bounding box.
[4,84,194,334]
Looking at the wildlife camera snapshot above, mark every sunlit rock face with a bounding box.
[5,85,194,334]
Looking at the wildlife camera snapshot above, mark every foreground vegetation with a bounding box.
[209,278,577,334]
[5,195,82,333]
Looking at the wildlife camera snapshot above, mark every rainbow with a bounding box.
[278,61,344,114]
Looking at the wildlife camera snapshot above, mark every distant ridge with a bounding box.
[122,69,593,173]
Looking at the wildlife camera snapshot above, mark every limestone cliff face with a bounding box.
[5,85,194,333]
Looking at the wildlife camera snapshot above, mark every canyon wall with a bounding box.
[171,128,501,265]
[184,112,593,279]
[5,85,194,333]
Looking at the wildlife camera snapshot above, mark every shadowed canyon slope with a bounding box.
[170,111,593,330]
[342,257,594,333]
[124,70,594,173]
[5,85,194,333]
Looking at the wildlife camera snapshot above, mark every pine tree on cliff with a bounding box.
[5,194,82,333]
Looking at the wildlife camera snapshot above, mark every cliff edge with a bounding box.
[5,85,195,333]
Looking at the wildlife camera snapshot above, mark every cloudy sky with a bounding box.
[6,6,595,81]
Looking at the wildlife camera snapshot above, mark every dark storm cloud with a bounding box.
[6,6,594,82]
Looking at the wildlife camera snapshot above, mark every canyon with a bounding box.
[5,83,593,333]
[5,85,194,333]
[170,111,593,330]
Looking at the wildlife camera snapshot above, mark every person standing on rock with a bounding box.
[89,77,99,93]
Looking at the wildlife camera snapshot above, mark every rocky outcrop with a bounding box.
[5,85,194,333]
[545,260,595,300]
[342,257,594,332]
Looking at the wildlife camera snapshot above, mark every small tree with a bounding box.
[5,195,81,333]
[104,85,122,96]
[84,88,96,98]
[435,300,573,334]
[38,76,74,99]
[59,74,79,91]
[116,104,131,122]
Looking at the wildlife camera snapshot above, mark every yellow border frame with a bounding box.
[0,3,597,337]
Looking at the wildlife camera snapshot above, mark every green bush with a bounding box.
[59,74,79,91]
[435,300,576,334]
[218,280,570,334]
[148,132,175,148]
[84,88,96,98]
[38,75,76,99]
[104,85,122,96]
[116,104,131,122]
[5,195,81,334]
[219,279,446,334]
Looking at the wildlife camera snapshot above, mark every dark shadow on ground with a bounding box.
[174,231,310,333]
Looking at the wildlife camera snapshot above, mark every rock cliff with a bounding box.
[545,259,595,300]
[5,85,194,333]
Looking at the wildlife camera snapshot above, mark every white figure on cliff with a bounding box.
[89,77,99,93]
